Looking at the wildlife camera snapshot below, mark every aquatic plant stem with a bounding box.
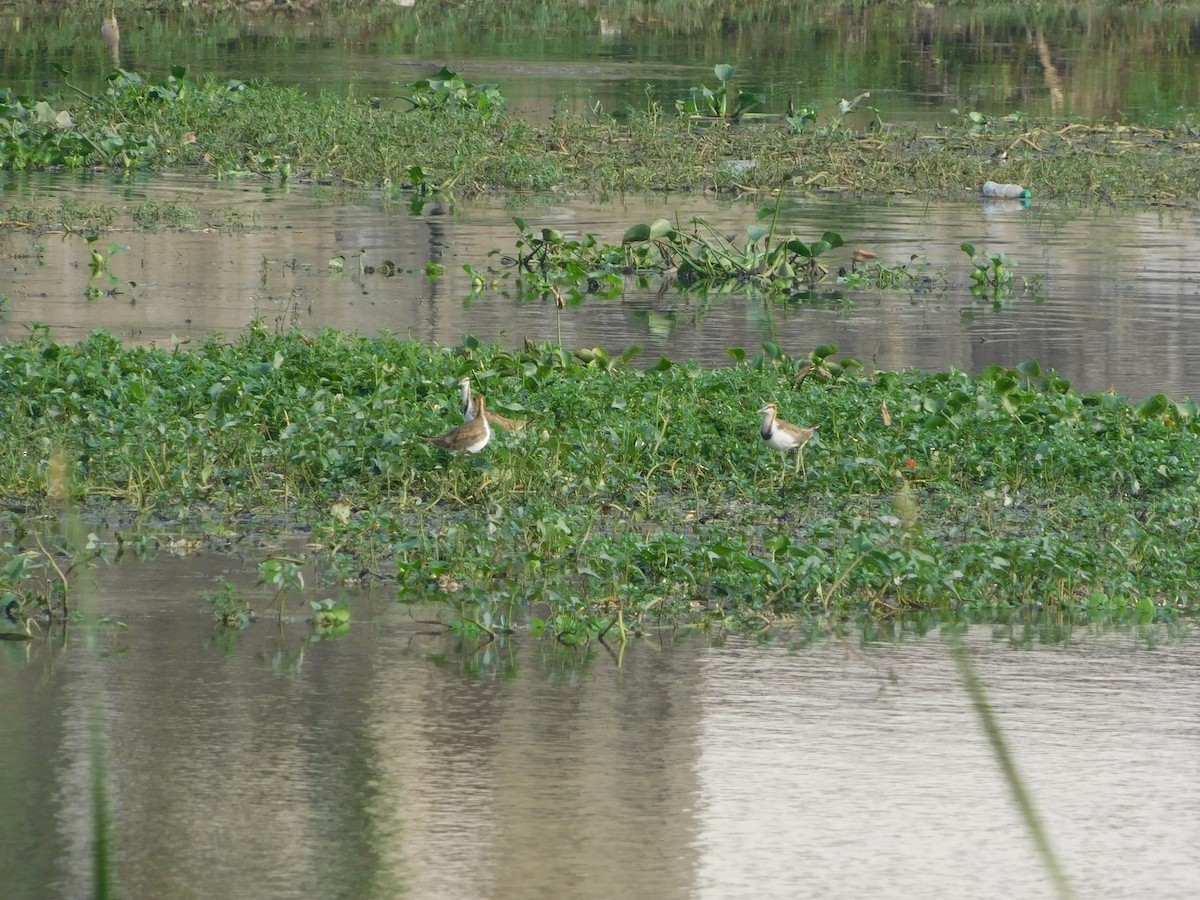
[34,532,69,617]
[950,639,1075,900]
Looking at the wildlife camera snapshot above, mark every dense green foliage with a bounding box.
[2,326,1198,631]
[2,66,1199,201]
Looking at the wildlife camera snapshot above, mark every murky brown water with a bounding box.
[4,173,1200,398]
[2,554,1197,899]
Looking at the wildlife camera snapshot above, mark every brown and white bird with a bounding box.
[425,394,491,453]
[758,402,817,476]
[851,248,878,272]
[459,376,525,431]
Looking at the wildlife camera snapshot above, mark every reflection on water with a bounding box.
[5,3,1200,124]
[100,13,120,69]
[1,554,1198,899]
[4,174,1200,398]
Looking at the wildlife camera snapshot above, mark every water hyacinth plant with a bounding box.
[0,326,1198,635]
[0,64,1193,202]
[676,64,765,122]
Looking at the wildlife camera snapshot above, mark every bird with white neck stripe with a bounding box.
[458,376,525,431]
[758,402,817,477]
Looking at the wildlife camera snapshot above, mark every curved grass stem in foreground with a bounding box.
[951,637,1076,900]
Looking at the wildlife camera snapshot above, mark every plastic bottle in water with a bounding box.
[982,181,1031,199]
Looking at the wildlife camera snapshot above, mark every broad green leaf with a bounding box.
[738,553,781,580]
[714,64,736,83]
[622,224,650,243]
[992,375,1019,395]
[812,343,838,360]
[1136,394,1169,419]
[736,90,764,110]
[649,218,674,240]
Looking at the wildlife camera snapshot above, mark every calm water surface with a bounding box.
[4,173,1200,398]
[5,3,1200,124]
[1,554,1197,899]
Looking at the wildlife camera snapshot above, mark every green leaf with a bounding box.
[992,375,1019,395]
[649,218,674,240]
[811,343,838,361]
[714,64,736,83]
[622,224,651,243]
[738,553,781,580]
[735,91,763,112]
[1173,399,1198,421]
[1136,394,1169,419]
